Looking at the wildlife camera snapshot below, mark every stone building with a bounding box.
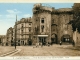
[32,3,73,45]
[32,3,52,45]
[5,3,74,46]
[6,27,13,46]
[51,8,73,44]
[0,35,6,46]
[13,17,32,46]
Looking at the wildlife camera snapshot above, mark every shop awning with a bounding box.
[37,35,48,37]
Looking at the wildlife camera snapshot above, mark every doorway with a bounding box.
[21,41,24,45]
[39,37,46,45]
[51,34,57,44]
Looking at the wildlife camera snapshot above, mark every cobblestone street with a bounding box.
[12,44,80,56]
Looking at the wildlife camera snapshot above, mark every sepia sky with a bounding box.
[0,3,74,35]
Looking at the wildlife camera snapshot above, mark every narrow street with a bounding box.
[11,44,80,56]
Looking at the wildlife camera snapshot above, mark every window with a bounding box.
[22,24,23,28]
[21,30,23,32]
[29,23,31,25]
[41,18,44,23]
[0,39,1,43]
[41,25,44,32]
[41,20,44,23]
[21,30,23,34]
[52,19,54,23]
[29,28,31,32]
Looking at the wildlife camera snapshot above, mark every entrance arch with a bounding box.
[61,34,71,44]
[28,39,32,45]
[51,33,57,44]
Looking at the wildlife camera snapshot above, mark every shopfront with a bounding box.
[37,35,48,45]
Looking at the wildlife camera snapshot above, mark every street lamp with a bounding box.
[15,15,17,49]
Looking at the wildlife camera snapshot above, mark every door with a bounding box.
[51,34,57,44]
[21,41,24,45]
[39,37,46,45]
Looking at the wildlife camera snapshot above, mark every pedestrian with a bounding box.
[60,41,62,45]
[72,40,75,47]
[35,42,39,48]
[48,42,50,47]
[40,42,43,47]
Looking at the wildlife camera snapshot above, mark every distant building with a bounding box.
[6,27,13,46]
[0,35,6,46]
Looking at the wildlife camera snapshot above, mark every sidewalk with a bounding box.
[0,46,15,56]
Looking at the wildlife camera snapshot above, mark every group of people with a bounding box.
[33,42,51,48]
[33,40,75,48]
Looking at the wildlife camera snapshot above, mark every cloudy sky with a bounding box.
[0,3,74,35]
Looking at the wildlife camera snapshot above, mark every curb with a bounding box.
[0,49,18,57]
[8,49,21,56]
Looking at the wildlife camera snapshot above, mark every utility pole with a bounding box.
[15,15,17,49]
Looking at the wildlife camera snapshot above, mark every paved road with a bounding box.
[12,44,80,56]
[0,46,15,56]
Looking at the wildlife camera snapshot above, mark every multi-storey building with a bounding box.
[0,35,6,46]
[6,27,13,46]
[32,3,73,45]
[32,4,52,45]
[13,17,32,46]
[5,3,74,46]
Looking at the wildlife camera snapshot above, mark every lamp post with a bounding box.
[15,15,17,49]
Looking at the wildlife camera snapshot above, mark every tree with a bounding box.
[69,3,80,33]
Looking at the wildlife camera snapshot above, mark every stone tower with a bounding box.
[32,3,52,45]
[51,8,73,43]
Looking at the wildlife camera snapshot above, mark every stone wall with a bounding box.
[51,11,73,43]
[32,3,73,44]
[73,29,80,46]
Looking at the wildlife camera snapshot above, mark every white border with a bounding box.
[0,0,80,60]
[0,0,79,3]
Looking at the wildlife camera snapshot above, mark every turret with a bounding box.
[33,3,54,14]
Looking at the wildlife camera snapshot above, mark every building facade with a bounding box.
[13,17,32,46]
[6,27,13,46]
[32,3,73,45]
[32,3,52,45]
[0,35,6,46]
[4,3,74,46]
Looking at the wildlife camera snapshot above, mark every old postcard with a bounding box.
[0,0,80,60]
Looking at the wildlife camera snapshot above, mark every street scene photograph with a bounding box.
[0,3,80,57]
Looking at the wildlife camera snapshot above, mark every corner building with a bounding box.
[13,17,32,46]
[32,3,73,45]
